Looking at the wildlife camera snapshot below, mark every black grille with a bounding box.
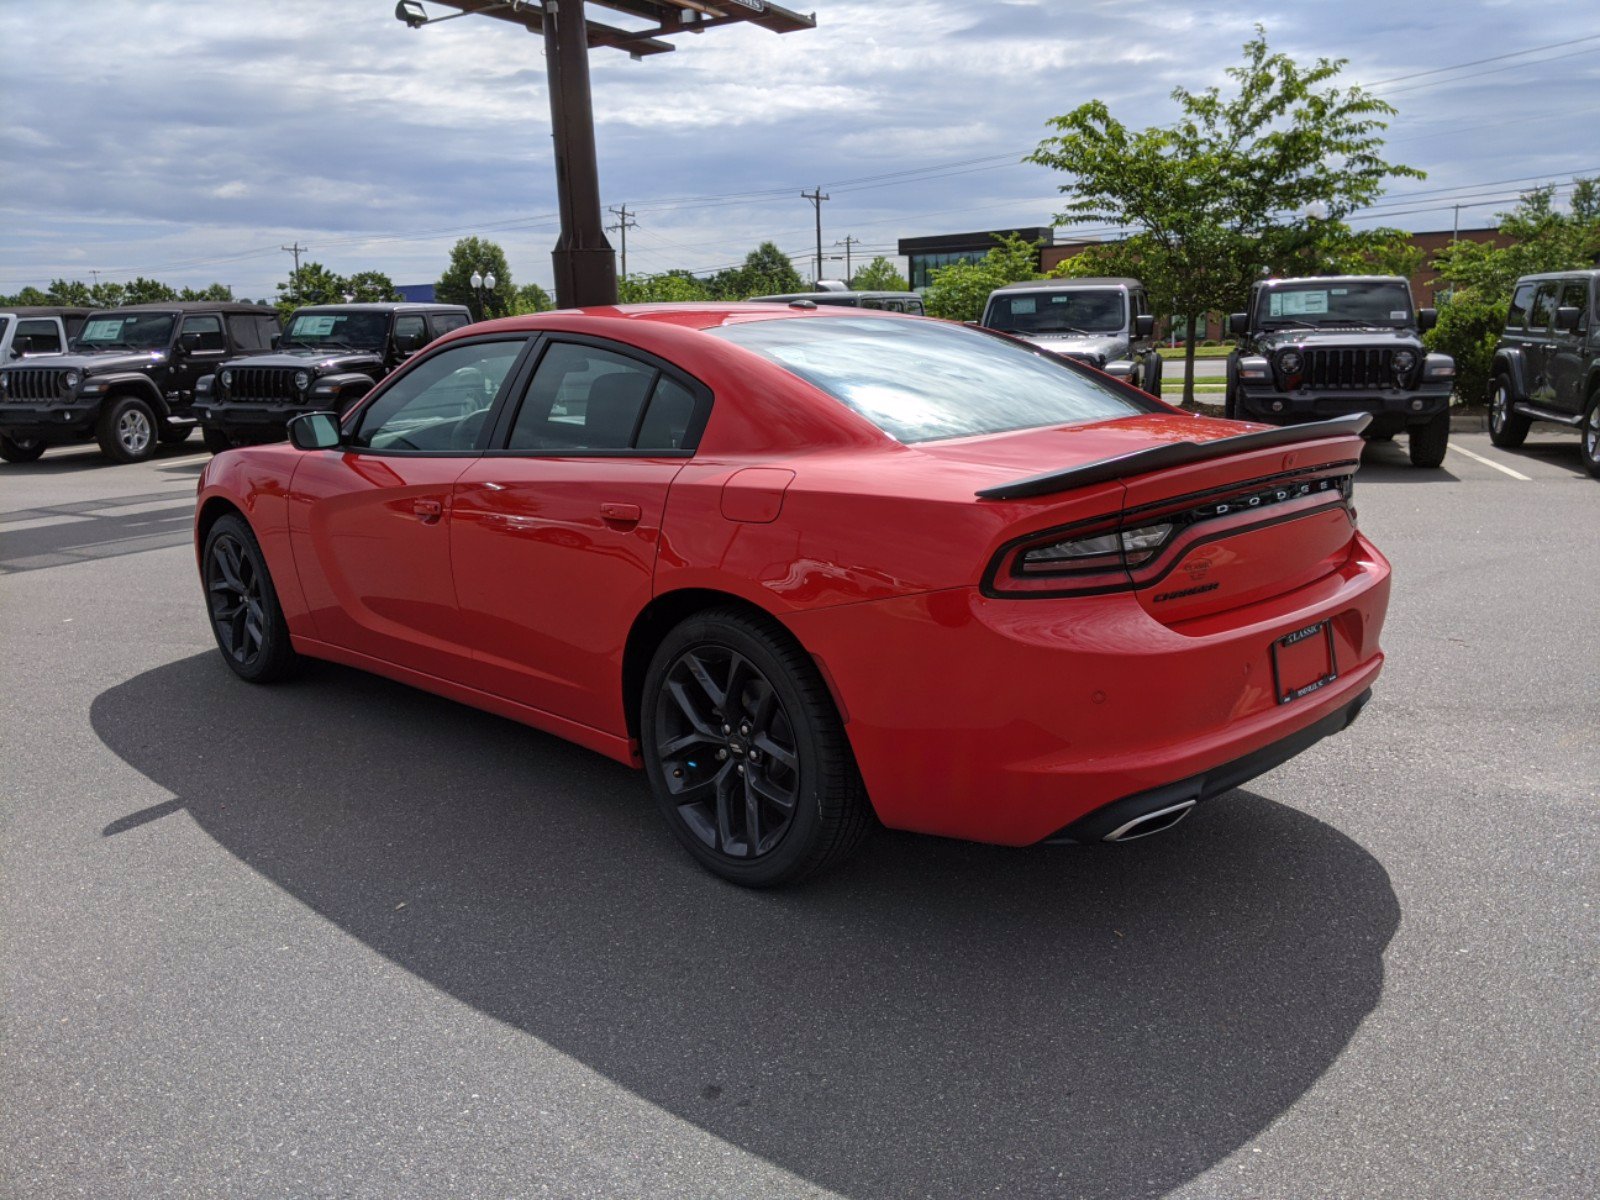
[1299,347,1395,390]
[227,366,300,402]
[1,368,68,401]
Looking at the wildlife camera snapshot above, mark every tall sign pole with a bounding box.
[544,0,616,307]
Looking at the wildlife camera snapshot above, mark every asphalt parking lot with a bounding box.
[2,429,1596,1200]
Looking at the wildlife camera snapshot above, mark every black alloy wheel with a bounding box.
[0,434,46,463]
[1488,375,1530,449]
[202,513,299,682]
[641,607,871,886]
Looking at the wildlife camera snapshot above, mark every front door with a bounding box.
[288,335,529,678]
[173,314,228,404]
[450,338,706,736]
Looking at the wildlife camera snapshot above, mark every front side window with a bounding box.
[75,312,175,351]
[1528,284,1558,331]
[392,315,429,353]
[1506,283,1535,330]
[711,316,1149,443]
[985,289,1126,335]
[282,310,390,351]
[1257,281,1413,328]
[180,314,225,352]
[350,339,524,452]
[15,319,62,354]
[507,342,695,452]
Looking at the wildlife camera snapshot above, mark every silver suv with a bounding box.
[980,277,1160,395]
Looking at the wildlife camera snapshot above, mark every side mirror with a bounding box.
[1417,307,1438,333]
[287,411,342,451]
[1228,312,1249,336]
[1555,305,1581,334]
[1133,314,1155,338]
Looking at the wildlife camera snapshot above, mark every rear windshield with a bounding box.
[985,289,1125,335]
[709,316,1147,443]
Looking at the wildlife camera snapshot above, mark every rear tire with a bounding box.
[640,606,871,887]
[95,394,158,463]
[1487,375,1530,449]
[1223,386,1238,420]
[0,435,46,463]
[1408,410,1450,468]
[202,513,301,683]
[1581,396,1600,480]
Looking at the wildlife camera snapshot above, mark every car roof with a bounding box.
[288,302,470,314]
[1514,269,1600,283]
[0,306,93,318]
[85,302,279,315]
[748,291,920,301]
[1258,276,1408,286]
[458,302,926,335]
[993,277,1141,292]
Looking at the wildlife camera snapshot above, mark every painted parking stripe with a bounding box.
[1448,442,1532,481]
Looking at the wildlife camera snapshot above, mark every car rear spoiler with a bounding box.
[974,414,1371,500]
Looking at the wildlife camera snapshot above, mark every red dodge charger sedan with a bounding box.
[195,304,1390,886]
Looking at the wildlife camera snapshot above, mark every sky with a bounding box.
[2,0,1598,302]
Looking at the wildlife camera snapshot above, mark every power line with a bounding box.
[1357,32,1600,88]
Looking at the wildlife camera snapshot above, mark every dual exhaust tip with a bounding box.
[1100,798,1196,843]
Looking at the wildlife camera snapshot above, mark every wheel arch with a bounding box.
[1491,348,1528,401]
[621,587,835,744]
[195,495,246,564]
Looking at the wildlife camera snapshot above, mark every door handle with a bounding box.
[413,498,444,524]
[600,501,641,525]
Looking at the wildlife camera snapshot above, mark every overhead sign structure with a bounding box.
[397,0,817,309]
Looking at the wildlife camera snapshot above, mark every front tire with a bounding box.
[201,427,234,454]
[202,513,301,683]
[1408,409,1450,468]
[0,435,46,463]
[640,606,871,887]
[1488,375,1530,449]
[96,394,158,463]
[1144,353,1163,398]
[159,423,193,446]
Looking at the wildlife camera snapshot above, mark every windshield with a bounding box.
[1257,282,1413,328]
[283,310,389,350]
[74,312,175,351]
[985,289,1125,335]
[709,316,1147,443]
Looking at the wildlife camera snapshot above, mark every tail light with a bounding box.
[984,469,1356,598]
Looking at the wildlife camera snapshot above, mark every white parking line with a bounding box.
[1448,442,1532,481]
[157,453,214,467]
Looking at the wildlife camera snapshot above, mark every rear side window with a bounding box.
[508,342,703,453]
[1506,283,1534,330]
[229,314,277,352]
[15,319,62,353]
[1528,283,1558,331]
[710,316,1149,443]
[430,312,470,337]
[1557,279,1589,326]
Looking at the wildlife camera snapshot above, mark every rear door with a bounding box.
[1547,277,1590,414]
[288,334,531,678]
[449,336,708,734]
[1525,282,1560,405]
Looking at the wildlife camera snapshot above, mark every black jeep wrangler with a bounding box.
[0,302,281,463]
[1226,276,1457,467]
[193,302,472,451]
[1487,269,1600,478]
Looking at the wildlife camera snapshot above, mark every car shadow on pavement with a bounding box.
[92,654,1400,1200]
[0,441,206,475]
[0,492,194,573]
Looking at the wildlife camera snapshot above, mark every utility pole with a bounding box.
[835,235,860,284]
[802,187,829,283]
[280,242,306,274]
[1452,203,1460,242]
[607,204,637,284]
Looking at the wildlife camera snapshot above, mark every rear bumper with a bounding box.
[784,533,1390,846]
[1238,382,1451,426]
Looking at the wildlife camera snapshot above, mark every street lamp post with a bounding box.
[469,269,498,320]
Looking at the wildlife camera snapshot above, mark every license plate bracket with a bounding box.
[1271,620,1338,705]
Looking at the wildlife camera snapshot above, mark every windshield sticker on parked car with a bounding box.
[1010,298,1036,314]
[1390,310,1409,320]
[82,319,126,339]
[296,316,339,336]
[1269,291,1330,316]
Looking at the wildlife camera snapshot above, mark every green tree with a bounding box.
[1027,26,1422,405]
[344,271,401,303]
[1427,180,1600,403]
[45,279,95,305]
[708,242,804,299]
[923,234,1044,323]
[178,283,235,302]
[4,286,52,306]
[850,256,909,292]
[510,282,554,314]
[90,281,127,309]
[122,277,179,305]
[277,262,347,315]
[436,237,514,320]
[618,270,710,303]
